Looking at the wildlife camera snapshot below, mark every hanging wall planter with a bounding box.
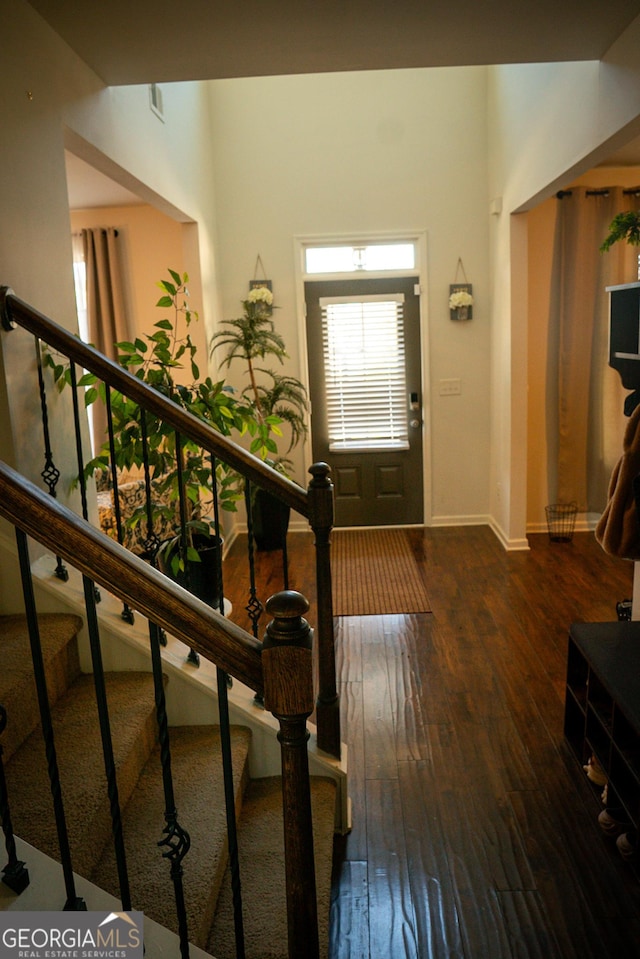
[449,257,473,321]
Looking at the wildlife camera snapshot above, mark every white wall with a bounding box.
[208,67,492,522]
[0,0,219,504]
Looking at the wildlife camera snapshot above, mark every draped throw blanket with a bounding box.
[595,402,640,560]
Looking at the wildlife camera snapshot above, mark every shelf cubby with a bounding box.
[564,621,640,834]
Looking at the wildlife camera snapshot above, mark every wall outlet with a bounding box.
[439,378,461,396]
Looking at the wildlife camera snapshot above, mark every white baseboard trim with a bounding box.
[430,513,490,528]
[427,514,530,551]
[488,516,530,551]
[526,513,598,536]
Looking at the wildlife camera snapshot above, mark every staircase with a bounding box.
[0,612,336,957]
[0,287,345,958]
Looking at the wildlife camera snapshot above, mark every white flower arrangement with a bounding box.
[449,289,474,309]
[247,285,274,306]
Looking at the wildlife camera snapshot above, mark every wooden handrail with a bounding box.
[0,288,309,517]
[0,460,263,690]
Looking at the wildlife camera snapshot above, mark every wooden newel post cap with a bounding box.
[262,591,314,715]
[308,462,332,488]
[0,287,16,331]
[263,590,312,650]
[307,463,334,529]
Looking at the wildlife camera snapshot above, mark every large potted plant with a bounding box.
[45,270,275,593]
[210,285,309,550]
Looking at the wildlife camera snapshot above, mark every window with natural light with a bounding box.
[320,294,408,451]
[305,242,415,274]
[71,233,89,342]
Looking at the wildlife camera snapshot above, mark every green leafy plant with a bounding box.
[600,211,640,251]
[45,270,282,570]
[210,285,308,474]
[209,284,309,551]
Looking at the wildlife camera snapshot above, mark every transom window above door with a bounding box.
[305,242,415,274]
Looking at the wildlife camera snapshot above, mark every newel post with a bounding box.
[307,463,341,759]
[262,590,319,959]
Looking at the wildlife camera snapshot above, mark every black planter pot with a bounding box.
[252,488,290,552]
[161,533,224,610]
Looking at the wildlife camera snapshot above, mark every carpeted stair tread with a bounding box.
[1,615,336,953]
[0,613,82,762]
[207,775,337,959]
[91,724,252,950]
[5,671,157,878]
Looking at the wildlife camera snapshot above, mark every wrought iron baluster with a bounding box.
[34,337,67,582]
[209,453,245,953]
[15,528,85,910]
[106,385,135,624]
[175,430,199,666]
[0,704,29,894]
[69,361,90,523]
[244,480,264,639]
[148,620,191,958]
[139,408,162,562]
[244,481,264,708]
[81,574,132,911]
[137,409,166,642]
[210,453,231,688]
[216,665,246,959]
[209,452,224,616]
[281,527,290,591]
[175,429,189,552]
[69,362,100,604]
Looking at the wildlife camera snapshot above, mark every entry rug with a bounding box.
[331,528,431,616]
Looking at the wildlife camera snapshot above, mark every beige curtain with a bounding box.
[83,227,128,357]
[548,187,640,511]
[81,227,130,451]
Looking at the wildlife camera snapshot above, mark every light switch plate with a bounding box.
[439,378,461,396]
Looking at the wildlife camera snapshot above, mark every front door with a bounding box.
[305,276,423,526]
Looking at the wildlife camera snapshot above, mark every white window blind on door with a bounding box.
[319,293,408,451]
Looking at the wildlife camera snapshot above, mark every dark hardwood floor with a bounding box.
[225,527,640,958]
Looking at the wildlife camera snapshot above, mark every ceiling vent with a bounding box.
[149,83,164,121]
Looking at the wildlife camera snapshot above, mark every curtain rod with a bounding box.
[71,228,119,236]
[556,188,640,198]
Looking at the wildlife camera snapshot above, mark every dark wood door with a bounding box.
[305,276,423,526]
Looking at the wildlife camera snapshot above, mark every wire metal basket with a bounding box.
[545,502,578,543]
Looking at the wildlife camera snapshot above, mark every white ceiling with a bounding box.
[28,1,640,85]
[56,1,640,208]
